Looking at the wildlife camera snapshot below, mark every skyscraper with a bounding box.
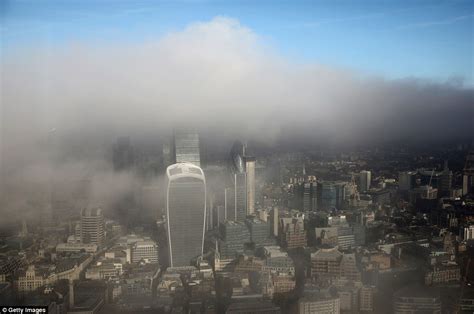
[166,163,206,267]
[172,130,201,167]
[229,141,247,221]
[245,156,256,215]
[359,170,371,192]
[79,207,105,246]
[113,137,134,171]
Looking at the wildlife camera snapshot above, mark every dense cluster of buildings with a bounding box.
[1,132,474,313]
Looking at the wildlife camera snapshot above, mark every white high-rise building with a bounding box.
[359,171,371,192]
[166,163,206,267]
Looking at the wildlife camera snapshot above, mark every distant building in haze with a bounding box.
[113,137,134,171]
[228,141,256,220]
[166,163,206,267]
[393,285,441,314]
[172,130,201,167]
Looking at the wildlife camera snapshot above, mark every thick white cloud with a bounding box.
[2,16,472,152]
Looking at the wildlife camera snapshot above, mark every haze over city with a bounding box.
[0,1,473,313]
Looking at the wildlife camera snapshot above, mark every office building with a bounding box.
[319,182,337,210]
[339,253,361,281]
[280,217,307,249]
[131,240,159,264]
[464,225,474,240]
[229,141,247,221]
[246,218,270,247]
[245,156,256,215]
[399,171,416,191]
[224,187,235,221]
[166,163,206,267]
[234,173,247,221]
[298,290,340,314]
[218,221,250,259]
[311,247,343,279]
[270,208,279,237]
[463,151,474,195]
[359,286,375,312]
[393,285,441,314]
[173,130,201,167]
[300,182,318,212]
[359,171,371,192]
[79,207,105,246]
[113,137,134,171]
[439,161,453,196]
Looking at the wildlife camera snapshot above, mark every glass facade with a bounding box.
[166,163,206,267]
[173,131,200,167]
[320,182,337,210]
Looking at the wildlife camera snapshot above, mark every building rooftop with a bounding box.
[311,248,343,261]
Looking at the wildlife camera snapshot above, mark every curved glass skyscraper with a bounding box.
[166,162,206,267]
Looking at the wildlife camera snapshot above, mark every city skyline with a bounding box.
[0,1,473,313]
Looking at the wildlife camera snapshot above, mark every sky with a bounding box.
[1,0,473,84]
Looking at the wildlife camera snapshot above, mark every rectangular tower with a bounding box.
[166,163,206,267]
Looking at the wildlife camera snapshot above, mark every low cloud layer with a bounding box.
[1,17,473,222]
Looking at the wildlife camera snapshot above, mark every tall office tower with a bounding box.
[280,217,307,249]
[218,221,250,259]
[399,171,416,191]
[224,187,234,221]
[439,161,453,197]
[359,171,371,192]
[113,137,134,171]
[319,182,337,210]
[246,218,270,247]
[217,205,226,225]
[172,130,201,167]
[229,141,247,221]
[301,182,317,211]
[166,163,206,267]
[463,151,474,196]
[79,207,105,246]
[334,182,346,209]
[245,156,256,215]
